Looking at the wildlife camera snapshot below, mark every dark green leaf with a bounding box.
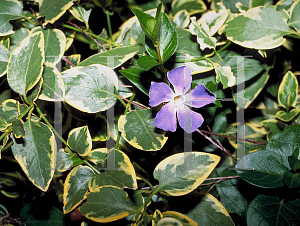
[137,55,158,70]
[247,195,300,225]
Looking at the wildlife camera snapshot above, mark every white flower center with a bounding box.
[173,95,184,107]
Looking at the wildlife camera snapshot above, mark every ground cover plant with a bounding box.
[0,0,300,225]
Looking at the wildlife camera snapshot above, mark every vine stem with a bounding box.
[174,41,232,63]
[61,56,76,67]
[105,11,113,50]
[35,105,101,174]
[65,22,108,51]
[196,129,237,162]
[198,129,267,145]
[118,94,149,109]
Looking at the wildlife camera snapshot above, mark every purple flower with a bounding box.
[149,66,216,133]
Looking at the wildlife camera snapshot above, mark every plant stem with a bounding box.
[35,105,101,174]
[67,21,107,51]
[115,93,136,150]
[105,11,113,50]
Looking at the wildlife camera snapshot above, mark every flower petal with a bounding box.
[167,66,192,96]
[177,105,204,133]
[149,82,174,107]
[184,84,215,108]
[154,102,177,132]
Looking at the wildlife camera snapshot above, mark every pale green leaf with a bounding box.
[69,6,91,29]
[288,0,300,32]
[11,119,57,191]
[0,43,10,77]
[214,65,235,89]
[61,64,118,113]
[38,62,65,101]
[118,109,168,151]
[154,152,220,196]
[182,191,235,226]
[31,27,66,65]
[223,6,293,49]
[79,185,133,223]
[162,211,198,226]
[56,149,72,172]
[0,0,23,36]
[79,45,140,68]
[67,126,92,156]
[173,10,190,29]
[198,8,228,36]
[171,0,207,16]
[278,71,298,110]
[7,31,44,99]
[39,0,74,25]
[63,165,95,213]
[88,149,137,191]
[190,17,216,50]
[276,109,300,122]
[9,27,29,52]
[0,99,19,124]
[86,148,107,164]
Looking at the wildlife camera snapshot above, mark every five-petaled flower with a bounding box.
[149,66,216,133]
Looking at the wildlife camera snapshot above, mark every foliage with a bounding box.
[0,0,300,225]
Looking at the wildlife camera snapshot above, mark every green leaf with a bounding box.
[39,0,74,25]
[236,150,288,188]
[276,0,294,11]
[198,8,229,36]
[0,43,10,77]
[171,0,207,16]
[61,64,118,113]
[67,126,92,156]
[0,0,23,36]
[235,68,270,109]
[31,27,66,65]
[86,148,107,164]
[180,191,235,226]
[214,65,235,89]
[89,149,137,191]
[0,99,19,124]
[79,45,140,68]
[0,134,9,158]
[137,55,158,70]
[63,165,95,213]
[173,10,190,29]
[93,0,112,8]
[26,77,43,104]
[7,31,44,100]
[65,54,81,69]
[289,148,300,171]
[0,117,10,131]
[266,124,300,168]
[119,68,161,96]
[283,171,300,189]
[288,0,300,33]
[11,119,57,191]
[56,149,73,172]
[223,6,293,49]
[126,190,144,223]
[247,195,300,225]
[276,109,300,122]
[131,8,158,41]
[12,118,25,138]
[20,203,64,226]
[161,211,198,226]
[118,109,168,151]
[154,152,220,196]
[79,185,133,223]
[38,62,65,101]
[9,27,29,52]
[69,6,91,30]
[218,50,267,82]
[144,12,178,63]
[278,71,298,110]
[189,17,217,50]
[216,169,247,219]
